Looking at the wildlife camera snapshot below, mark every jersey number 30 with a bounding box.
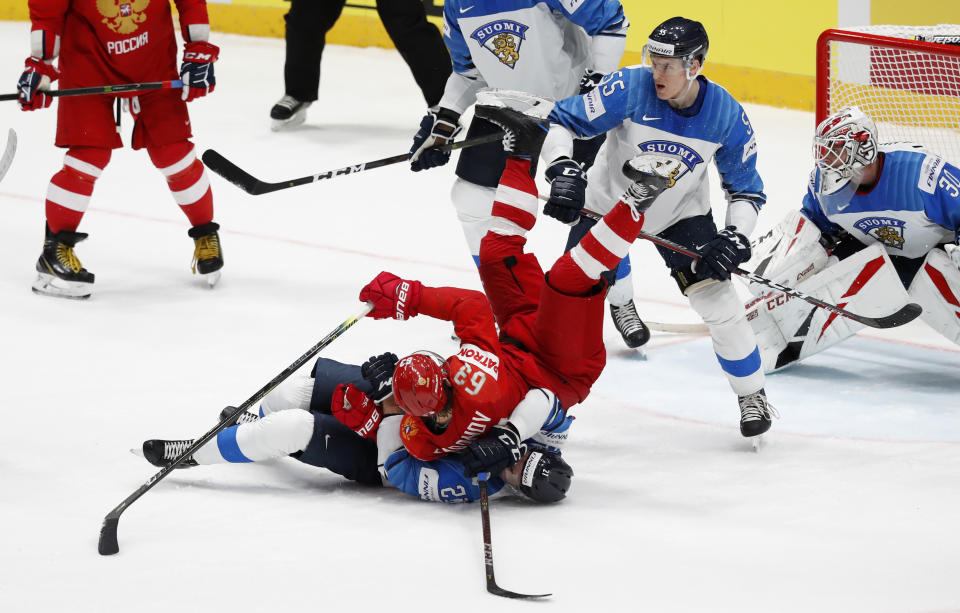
[453,363,486,395]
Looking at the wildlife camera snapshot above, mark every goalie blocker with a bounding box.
[745,210,960,372]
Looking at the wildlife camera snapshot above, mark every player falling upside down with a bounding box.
[140,94,683,497]
[742,106,960,371]
[534,16,776,437]
[18,0,224,299]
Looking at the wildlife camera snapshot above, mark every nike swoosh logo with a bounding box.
[460,5,474,13]
[642,114,661,121]
[324,434,331,449]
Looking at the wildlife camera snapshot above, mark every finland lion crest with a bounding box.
[470,20,529,69]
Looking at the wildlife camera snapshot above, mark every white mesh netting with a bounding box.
[823,25,960,165]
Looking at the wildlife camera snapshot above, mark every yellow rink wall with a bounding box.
[2,0,959,111]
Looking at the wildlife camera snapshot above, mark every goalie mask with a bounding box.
[642,16,709,81]
[813,106,878,195]
[393,351,449,418]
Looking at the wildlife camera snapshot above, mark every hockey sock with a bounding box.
[488,157,538,236]
[148,140,213,227]
[192,410,315,464]
[45,147,111,234]
[549,200,643,295]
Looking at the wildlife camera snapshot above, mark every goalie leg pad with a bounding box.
[687,280,765,395]
[746,210,830,296]
[451,178,496,261]
[908,248,960,344]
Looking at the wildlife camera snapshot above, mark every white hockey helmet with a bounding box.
[812,106,878,194]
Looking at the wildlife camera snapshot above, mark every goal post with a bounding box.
[816,25,960,166]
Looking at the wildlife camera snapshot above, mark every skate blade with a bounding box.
[270,109,308,132]
[31,273,92,300]
[201,270,221,288]
[129,447,145,458]
[751,434,766,452]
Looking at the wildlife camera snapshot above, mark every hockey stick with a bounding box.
[0,129,16,183]
[97,302,373,555]
[646,321,709,334]
[478,473,551,600]
[545,197,920,329]
[201,132,505,195]
[0,79,183,102]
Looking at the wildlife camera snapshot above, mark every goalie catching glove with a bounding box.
[331,384,381,440]
[359,271,423,320]
[458,423,527,478]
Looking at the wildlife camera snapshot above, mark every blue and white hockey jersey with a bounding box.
[440,0,628,110]
[802,144,960,259]
[548,67,766,235]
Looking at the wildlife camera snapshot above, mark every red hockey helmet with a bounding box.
[392,351,449,417]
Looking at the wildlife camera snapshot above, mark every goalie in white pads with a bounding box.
[745,106,960,371]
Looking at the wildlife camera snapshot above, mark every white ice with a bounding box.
[1,23,958,613]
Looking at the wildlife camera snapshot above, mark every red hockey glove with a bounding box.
[17,57,58,111]
[331,384,382,440]
[180,41,219,102]
[358,271,423,320]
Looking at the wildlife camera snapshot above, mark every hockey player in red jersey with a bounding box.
[17,0,224,299]
[359,92,681,474]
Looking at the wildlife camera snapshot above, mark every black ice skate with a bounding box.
[142,439,198,469]
[474,91,552,164]
[219,405,260,425]
[620,154,683,213]
[270,95,312,131]
[188,221,223,287]
[32,224,95,300]
[738,388,778,438]
[609,301,651,348]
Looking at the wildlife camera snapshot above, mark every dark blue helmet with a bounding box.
[647,17,709,66]
[519,451,573,503]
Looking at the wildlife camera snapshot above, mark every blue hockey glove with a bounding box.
[696,226,752,281]
[361,352,398,403]
[543,157,587,225]
[458,423,527,478]
[409,107,462,171]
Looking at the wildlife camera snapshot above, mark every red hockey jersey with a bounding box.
[29,0,209,89]
[399,287,534,461]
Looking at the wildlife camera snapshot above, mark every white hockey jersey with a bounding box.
[802,143,960,259]
[548,66,765,235]
[440,0,628,107]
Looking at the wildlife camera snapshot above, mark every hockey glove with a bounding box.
[458,423,527,478]
[578,69,605,94]
[17,57,58,111]
[696,226,752,281]
[409,107,462,172]
[361,352,399,403]
[180,41,219,101]
[331,384,382,440]
[359,271,423,320]
[544,157,588,225]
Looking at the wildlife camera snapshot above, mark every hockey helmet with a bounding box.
[393,351,449,418]
[518,451,573,503]
[643,17,709,71]
[813,106,878,194]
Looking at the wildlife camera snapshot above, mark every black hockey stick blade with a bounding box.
[478,475,551,599]
[96,303,372,555]
[202,132,504,196]
[849,301,922,329]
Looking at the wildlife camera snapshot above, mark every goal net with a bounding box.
[817,25,960,166]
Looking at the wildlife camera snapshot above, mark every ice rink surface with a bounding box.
[1,23,958,613]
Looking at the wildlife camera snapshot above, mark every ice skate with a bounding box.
[738,388,778,446]
[31,225,95,300]
[219,405,259,425]
[609,301,651,349]
[474,90,553,159]
[141,439,198,469]
[620,154,683,213]
[188,221,223,287]
[270,95,311,131]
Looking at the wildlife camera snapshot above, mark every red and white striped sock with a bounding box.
[148,141,213,227]
[489,157,538,238]
[549,200,644,295]
[45,147,111,234]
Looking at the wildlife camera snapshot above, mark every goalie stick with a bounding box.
[201,132,504,195]
[0,79,183,102]
[97,302,373,555]
[478,473,551,600]
[0,129,16,183]
[570,206,921,330]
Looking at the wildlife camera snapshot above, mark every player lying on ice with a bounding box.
[140,91,683,501]
[740,106,960,372]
